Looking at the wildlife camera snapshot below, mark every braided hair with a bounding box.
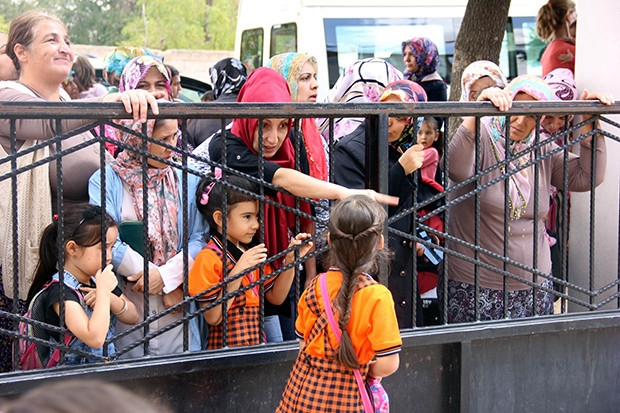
[326,195,388,369]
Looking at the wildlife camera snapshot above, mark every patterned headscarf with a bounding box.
[266,52,318,101]
[111,118,181,265]
[380,80,428,154]
[543,68,577,102]
[230,67,310,267]
[319,58,403,141]
[380,79,428,105]
[104,47,162,76]
[209,58,247,100]
[402,37,440,83]
[460,60,507,101]
[541,68,577,140]
[119,55,171,100]
[483,75,553,220]
[266,53,327,181]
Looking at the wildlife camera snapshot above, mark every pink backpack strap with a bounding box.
[319,274,374,413]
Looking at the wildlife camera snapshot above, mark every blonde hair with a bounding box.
[536,0,576,41]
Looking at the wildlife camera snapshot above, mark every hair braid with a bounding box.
[325,195,388,370]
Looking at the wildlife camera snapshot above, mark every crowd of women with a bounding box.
[0,1,615,411]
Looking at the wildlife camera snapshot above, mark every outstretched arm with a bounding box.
[272,168,398,206]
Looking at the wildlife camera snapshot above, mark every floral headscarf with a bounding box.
[230,67,310,266]
[266,52,318,101]
[319,58,403,141]
[483,75,553,220]
[104,47,161,76]
[460,60,507,101]
[402,37,440,83]
[380,79,428,106]
[380,80,428,156]
[266,53,327,181]
[209,58,247,100]
[111,118,181,265]
[119,55,171,100]
[543,68,577,102]
[541,68,577,140]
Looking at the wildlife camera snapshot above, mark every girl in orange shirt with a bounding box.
[188,174,312,349]
[277,195,402,412]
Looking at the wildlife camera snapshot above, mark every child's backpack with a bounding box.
[15,280,80,370]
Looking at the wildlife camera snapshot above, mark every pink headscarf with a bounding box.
[483,75,553,220]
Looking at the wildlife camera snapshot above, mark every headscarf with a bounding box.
[483,75,553,220]
[110,118,181,265]
[541,68,577,141]
[266,53,318,101]
[379,80,429,157]
[379,79,428,106]
[319,58,403,141]
[209,58,247,100]
[266,53,328,181]
[460,60,507,101]
[104,47,162,76]
[230,67,310,266]
[119,55,171,100]
[543,68,577,102]
[401,37,440,83]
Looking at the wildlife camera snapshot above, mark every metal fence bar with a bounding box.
[0,100,618,372]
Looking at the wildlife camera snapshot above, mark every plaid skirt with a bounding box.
[277,352,368,413]
[206,305,263,349]
[439,278,555,323]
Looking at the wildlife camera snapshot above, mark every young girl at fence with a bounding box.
[277,195,402,413]
[188,174,312,349]
[415,116,445,303]
[25,205,138,365]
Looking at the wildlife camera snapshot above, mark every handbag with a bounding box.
[319,274,389,413]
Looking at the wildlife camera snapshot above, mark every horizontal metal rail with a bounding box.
[0,100,618,373]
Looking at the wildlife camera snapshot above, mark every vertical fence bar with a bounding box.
[141,122,151,356]
[474,116,482,322]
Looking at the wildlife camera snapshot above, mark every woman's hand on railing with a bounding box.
[477,87,512,112]
[579,89,614,139]
[103,89,162,123]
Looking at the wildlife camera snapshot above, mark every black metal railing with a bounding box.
[0,99,618,373]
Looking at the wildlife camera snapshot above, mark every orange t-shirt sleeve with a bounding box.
[296,274,402,364]
[188,248,223,300]
[350,284,402,361]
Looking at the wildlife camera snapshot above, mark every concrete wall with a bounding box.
[71,44,235,84]
[569,0,620,311]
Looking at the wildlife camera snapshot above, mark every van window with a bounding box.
[323,16,538,88]
[270,22,298,56]
[324,17,458,88]
[511,16,545,77]
[241,28,264,71]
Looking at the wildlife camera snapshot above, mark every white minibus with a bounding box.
[234,0,545,98]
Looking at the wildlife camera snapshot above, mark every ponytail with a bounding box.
[326,195,388,369]
[536,0,576,41]
[25,204,117,306]
[26,222,59,306]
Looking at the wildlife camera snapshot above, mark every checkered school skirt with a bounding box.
[276,351,369,413]
[206,305,263,349]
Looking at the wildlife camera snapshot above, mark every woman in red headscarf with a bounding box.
[207,67,396,340]
[208,68,394,264]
